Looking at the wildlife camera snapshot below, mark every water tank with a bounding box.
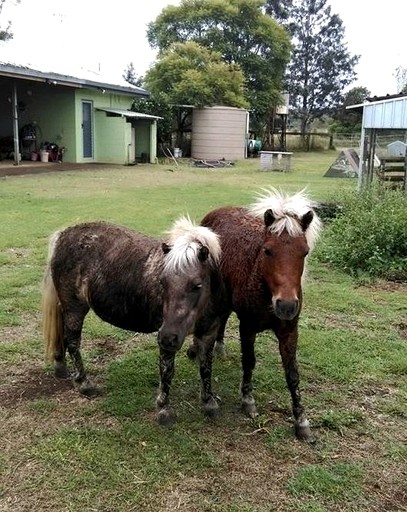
[191,106,248,161]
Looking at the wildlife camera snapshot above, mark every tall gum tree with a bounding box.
[266,0,359,148]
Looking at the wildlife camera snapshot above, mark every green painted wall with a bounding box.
[0,77,157,165]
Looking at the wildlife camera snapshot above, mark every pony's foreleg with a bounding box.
[196,328,220,418]
[213,312,229,359]
[278,328,314,442]
[239,323,258,418]
[156,348,177,426]
[187,311,229,360]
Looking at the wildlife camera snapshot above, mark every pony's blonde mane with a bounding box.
[247,187,322,250]
[163,216,221,273]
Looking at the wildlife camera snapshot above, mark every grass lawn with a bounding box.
[0,153,406,511]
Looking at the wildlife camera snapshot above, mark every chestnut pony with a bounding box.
[190,188,322,441]
[42,217,225,424]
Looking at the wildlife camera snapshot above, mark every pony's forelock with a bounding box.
[163,216,221,273]
[247,187,322,250]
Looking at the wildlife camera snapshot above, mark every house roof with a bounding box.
[0,62,149,97]
[96,107,162,119]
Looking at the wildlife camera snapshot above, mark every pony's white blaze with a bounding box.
[247,187,323,251]
[163,216,221,274]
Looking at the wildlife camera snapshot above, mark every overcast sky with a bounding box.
[1,0,406,96]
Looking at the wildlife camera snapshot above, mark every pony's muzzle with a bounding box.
[274,299,299,320]
[157,331,183,352]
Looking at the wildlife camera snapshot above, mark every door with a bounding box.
[82,101,93,158]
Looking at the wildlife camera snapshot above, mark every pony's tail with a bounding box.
[42,232,64,362]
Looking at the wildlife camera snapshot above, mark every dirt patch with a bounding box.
[362,281,407,293]
[396,322,407,340]
[0,367,73,407]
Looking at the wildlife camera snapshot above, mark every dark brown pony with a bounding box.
[191,188,322,441]
[42,217,225,424]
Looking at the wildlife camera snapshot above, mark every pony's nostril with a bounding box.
[160,333,179,351]
[275,299,299,320]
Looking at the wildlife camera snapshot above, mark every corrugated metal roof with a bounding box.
[347,94,407,129]
[96,108,162,119]
[0,62,149,97]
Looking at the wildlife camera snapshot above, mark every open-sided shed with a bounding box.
[347,94,407,193]
[347,93,407,194]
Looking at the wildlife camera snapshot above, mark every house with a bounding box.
[0,63,160,165]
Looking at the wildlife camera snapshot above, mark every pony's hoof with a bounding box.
[203,396,220,418]
[78,382,101,398]
[54,364,70,380]
[295,422,316,443]
[186,344,198,360]
[242,397,259,418]
[157,407,176,426]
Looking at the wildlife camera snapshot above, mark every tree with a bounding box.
[330,86,370,134]
[143,41,248,149]
[266,0,359,148]
[144,41,248,109]
[123,62,144,87]
[395,66,407,94]
[147,0,291,136]
[131,93,175,146]
[0,0,20,42]
[0,0,12,41]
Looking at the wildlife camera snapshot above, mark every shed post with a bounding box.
[357,126,366,191]
[404,150,407,196]
[12,80,20,166]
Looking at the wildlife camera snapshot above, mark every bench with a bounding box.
[377,156,406,187]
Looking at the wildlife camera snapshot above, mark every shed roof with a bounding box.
[0,62,149,97]
[346,93,407,129]
[96,107,162,119]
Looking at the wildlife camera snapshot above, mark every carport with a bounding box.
[348,93,407,194]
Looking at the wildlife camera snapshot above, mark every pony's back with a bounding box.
[201,206,264,294]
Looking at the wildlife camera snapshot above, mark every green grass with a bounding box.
[0,154,406,512]
[287,462,363,501]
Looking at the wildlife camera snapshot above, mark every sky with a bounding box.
[0,0,406,96]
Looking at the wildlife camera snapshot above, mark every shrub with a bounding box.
[315,187,407,281]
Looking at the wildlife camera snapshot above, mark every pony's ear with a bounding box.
[198,244,209,262]
[300,210,314,232]
[264,209,275,228]
[162,242,172,254]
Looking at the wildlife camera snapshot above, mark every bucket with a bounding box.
[173,148,182,158]
[31,152,38,161]
[40,150,49,163]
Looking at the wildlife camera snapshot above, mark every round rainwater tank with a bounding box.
[191,106,248,161]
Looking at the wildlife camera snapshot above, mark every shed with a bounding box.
[0,63,160,166]
[347,93,407,193]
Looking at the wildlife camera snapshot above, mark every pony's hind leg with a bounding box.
[277,327,314,443]
[239,323,258,418]
[156,348,177,426]
[63,308,100,397]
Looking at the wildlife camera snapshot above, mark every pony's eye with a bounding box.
[264,248,273,257]
[192,283,202,292]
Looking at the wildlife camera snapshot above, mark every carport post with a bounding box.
[12,80,20,166]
